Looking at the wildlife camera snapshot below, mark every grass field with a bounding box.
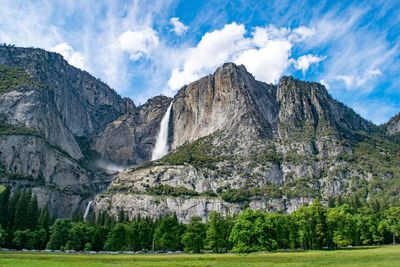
[0,246,399,267]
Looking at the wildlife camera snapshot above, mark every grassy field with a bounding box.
[0,246,399,267]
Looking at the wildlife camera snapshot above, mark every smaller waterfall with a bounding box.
[83,201,93,221]
[152,102,173,160]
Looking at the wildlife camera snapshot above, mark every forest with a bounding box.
[0,185,399,253]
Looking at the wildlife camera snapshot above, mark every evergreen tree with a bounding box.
[0,185,10,228]
[14,190,31,230]
[38,205,51,231]
[103,223,130,251]
[7,189,21,230]
[91,225,109,251]
[182,217,206,252]
[46,219,71,250]
[205,211,231,252]
[27,194,39,230]
[153,214,185,251]
[65,222,95,251]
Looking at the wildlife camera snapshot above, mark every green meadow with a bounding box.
[0,246,399,267]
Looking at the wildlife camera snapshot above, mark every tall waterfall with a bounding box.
[83,201,93,221]
[152,102,173,160]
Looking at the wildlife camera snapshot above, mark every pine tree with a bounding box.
[0,185,10,228]
[27,194,39,230]
[38,205,50,231]
[7,189,21,230]
[14,190,31,230]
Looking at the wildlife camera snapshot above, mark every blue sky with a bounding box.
[0,0,399,124]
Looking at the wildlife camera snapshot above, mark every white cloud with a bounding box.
[118,28,159,60]
[319,79,330,90]
[167,22,248,90]
[170,17,188,36]
[290,26,316,42]
[336,68,382,89]
[51,42,86,69]
[167,23,316,90]
[293,54,325,74]
[235,39,292,83]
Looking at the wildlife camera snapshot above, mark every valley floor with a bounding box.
[0,246,399,267]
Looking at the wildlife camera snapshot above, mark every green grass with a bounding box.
[0,246,399,266]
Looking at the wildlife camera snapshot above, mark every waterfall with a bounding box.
[152,102,173,160]
[83,201,93,221]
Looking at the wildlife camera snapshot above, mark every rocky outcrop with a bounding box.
[93,63,398,222]
[0,134,94,217]
[0,85,82,159]
[0,46,127,136]
[384,113,400,135]
[91,96,172,165]
[1,45,399,221]
[170,63,278,150]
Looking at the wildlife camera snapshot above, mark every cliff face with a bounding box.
[91,96,172,165]
[384,113,400,135]
[170,63,278,150]
[0,46,127,136]
[1,45,399,221]
[94,63,398,222]
[0,46,130,217]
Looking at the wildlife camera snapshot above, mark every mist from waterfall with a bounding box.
[83,200,93,221]
[151,102,173,160]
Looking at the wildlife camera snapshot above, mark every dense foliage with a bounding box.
[0,64,44,94]
[0,185,399,252]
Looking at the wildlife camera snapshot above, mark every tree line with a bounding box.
[0,186,399,252]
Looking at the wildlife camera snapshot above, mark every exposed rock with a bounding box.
[384,113,400,135]
[91,96,172,165]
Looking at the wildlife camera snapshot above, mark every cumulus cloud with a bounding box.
[167,23,316,90]
[336,68,382,88]
[51,42,86,69]
[118,28,160,60]
[167,23,248,90]
[293,54,326,74]
[170,17,188,36]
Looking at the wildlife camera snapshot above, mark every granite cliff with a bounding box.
[0,45,399,221]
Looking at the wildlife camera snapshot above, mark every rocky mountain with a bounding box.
[384,113,400,135]
[0,45,167,217]
[0,45,399,222]
[92,64,399,222]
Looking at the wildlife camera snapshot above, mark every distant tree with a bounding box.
[27,194,39,230]
[205,211,231,252]
[47,219,71,250]
[153,215,185,251]
[7,189,21,230]
[103,223,130,251]
[182,217,206,252]
[0,186,10,228]
[229,209,277,253]
[38,205,51,230]
[294,200,328,249]
[355,207,381,245]
[327,204,356,247]
[91,225,109,251]
[14,190,31,230]
[0,226,6,247]
[65,222,95,251]
[13,229,35,249]
[34,228,48,249]
[379,207,400,245]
